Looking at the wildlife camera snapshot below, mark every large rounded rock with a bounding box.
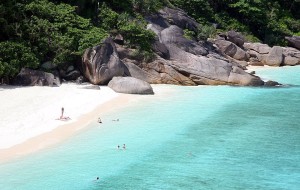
[284,56,299,66]
[283,47,300,59]
[214,39,248,61]
[285,36,300,50]
[108,77,154,94]
[282,47,300,66]
[244,43,271,54]
[81,37,125,85]
[12,68,60,86]
[227,30,245,47]
[264,46,283,66]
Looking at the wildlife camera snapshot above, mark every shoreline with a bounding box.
[0,64,286,164]
[0,94,133,163]
[0,83,134,163]
[0,84,174,164]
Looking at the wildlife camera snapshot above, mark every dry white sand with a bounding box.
[0,83,170,162]
[0,84,170,162]
[0,83,120,151]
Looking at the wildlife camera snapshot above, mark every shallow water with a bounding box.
[0,66,299,190]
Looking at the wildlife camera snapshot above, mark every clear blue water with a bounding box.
[0,66,299,190]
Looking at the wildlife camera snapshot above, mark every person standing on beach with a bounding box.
[123,144,126,150]
[60,107,64,119]
[56,107,71,121]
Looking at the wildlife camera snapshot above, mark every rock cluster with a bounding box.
[12,7,300,93]
[12,68,60,86]
[132,8,265,87]
[80,7,300,93]
[213,31,300,67]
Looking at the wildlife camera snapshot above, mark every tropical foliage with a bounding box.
[1,0,299,80]
[170,0,300,45]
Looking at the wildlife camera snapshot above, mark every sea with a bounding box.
[0,66,299,190]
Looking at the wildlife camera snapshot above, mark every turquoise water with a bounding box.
[0,66,299,190]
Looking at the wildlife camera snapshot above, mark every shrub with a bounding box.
[119,20,156,51]
[197,24,217,40]
[98,3,119,30]
[184,29,196,40]
[77,27,108,54]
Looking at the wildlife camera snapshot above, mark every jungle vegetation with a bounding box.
[0,0,299,79]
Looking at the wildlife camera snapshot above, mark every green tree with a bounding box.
[169,0,214,23]
[0,0,107,79]
[0,41,39,78]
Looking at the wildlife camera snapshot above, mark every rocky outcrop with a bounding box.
[81,7,293,87]
[242,42,300,67]
[165,48,263,86]
[108,77,154,94]
[150,23,263,86]
[12,68,60,86]
[117,45,196,85]
[264,80,281,87]
[283,47,300,66]
[283,56,299,66]
[74,7,297,90]
[241,43,269,66]
[99,8,263,86]
[81,37,125,85]
[9,7,298,88]
[285,36,300,50]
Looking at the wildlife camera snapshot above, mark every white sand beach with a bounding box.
[0,83,129,161]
